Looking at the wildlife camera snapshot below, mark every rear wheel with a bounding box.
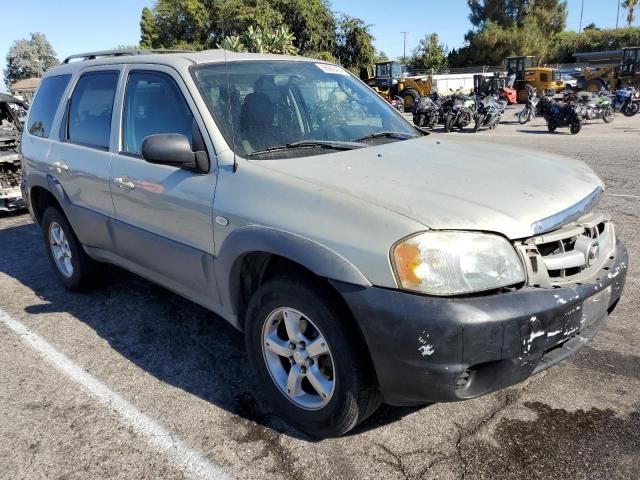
[245,277,381,437]
[547,121,557,132]
[622,101,639,117]
[41,207,102,291]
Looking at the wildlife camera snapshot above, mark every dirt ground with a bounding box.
[1,106,639,480]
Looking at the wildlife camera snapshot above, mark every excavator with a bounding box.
[365,61,432,111]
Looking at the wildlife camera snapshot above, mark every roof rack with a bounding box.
[62,49,195,64]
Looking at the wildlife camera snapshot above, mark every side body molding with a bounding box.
[215,225,372,315]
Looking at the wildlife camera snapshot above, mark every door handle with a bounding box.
[114,176,136,191]
[52,160,69,174]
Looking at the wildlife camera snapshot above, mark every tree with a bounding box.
[219,25,298,54]
[622,0,638,27]
[451,0,568,66]
[334,15,375,74]
[583,22,599,31]
[373,50,389,63]
[410,33,448,72]
[140,7,159,49]
[4,33,59,89]
[272,0,335,54]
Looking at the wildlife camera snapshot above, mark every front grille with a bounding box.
[516,212,616,288]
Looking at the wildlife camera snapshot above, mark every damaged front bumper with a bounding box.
[333,239,628,406]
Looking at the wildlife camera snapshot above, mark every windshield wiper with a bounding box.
[353,131,417,142]
[246,140,365,157]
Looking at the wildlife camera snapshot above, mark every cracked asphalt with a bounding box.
[1,106,639,479]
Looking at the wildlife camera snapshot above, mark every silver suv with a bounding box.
[21,50,627,437]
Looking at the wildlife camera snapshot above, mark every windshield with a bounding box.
[192,60,417,158]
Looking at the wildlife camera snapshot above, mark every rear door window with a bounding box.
[27,74,71,138]
[66,71,119,149]
[122,71,193,155]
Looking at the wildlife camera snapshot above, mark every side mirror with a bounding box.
[141,134,195,167]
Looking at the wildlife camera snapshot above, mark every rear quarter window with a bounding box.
[27,74,71,138]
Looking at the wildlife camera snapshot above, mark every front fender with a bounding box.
[214,225,372,314]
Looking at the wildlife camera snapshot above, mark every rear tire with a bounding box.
[244,277,381,438]
[622,102,639,117]
[41,207,102,292]
[547,122,557,132]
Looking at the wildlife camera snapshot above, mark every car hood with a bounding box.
[258,136,604,239]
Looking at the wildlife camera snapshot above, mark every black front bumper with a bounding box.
[333,239,628,406]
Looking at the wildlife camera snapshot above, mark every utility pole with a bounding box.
[579,0,584,32]
[401,31,408,64]
[616,0,621,29]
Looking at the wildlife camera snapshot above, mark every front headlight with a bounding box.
[392,231,525,295]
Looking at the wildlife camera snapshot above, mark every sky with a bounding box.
[1,0,634,91]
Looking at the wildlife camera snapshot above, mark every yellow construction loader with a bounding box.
[365,61,432,111]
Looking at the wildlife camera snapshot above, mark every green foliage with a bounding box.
[334,15,375,73]
[550,27,640,63]
[140,7,159,49]
[272,0,336,54]
[4,33,59,89]
[451,0,568,66]
[373,50,389,63]
[410,34,448,72]
[219,25,298,54]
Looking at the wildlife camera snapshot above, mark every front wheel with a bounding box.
[547,121,557,132]
[444,114,455,133]
[245,277,381,437]
[603,106,614,123]
[518,108,530,124]
[474,114,485,132]
[570,117,582,135]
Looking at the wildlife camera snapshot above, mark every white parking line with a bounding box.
[605,193,640,199]
[0,308,230,480]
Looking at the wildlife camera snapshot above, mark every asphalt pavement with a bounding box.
[1,106,639,479]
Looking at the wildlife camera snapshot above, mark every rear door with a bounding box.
[47,66,122,249]
[109,65,220,304]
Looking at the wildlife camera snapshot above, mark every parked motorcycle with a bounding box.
[564,90,614,124]
[443,90,475,132]
[538,95,583,134]
[612,87,640,117]
[412,93,441,129]
[389,96,405,113]
[517,86,540,124]
[473,95,507,132]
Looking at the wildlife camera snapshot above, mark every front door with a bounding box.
[109,66,220,305]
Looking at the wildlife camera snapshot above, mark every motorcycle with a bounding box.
[389,96,405,113]
[443,90,475,132]
[517,86,540,124]
[612,87,640,117]
[473,95,507,132]
[538,95,583,134]
[412,93,441,129]
[564,90,614,124]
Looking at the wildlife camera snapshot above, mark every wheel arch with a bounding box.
[215,226,371,327]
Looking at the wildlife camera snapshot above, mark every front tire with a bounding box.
[518,108,530,124]
[41,207,102,292]
[603,106,614,123]
[444,114,455,133]
[570,117,582,135]
[244,277,381,437]
[547,121,557,132]
[474,114,485,132]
